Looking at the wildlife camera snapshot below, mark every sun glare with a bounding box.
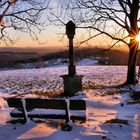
[136,33,140,42]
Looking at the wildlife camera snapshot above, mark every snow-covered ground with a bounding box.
[0,66,140,140]
[0,66,127,95]
[14,58,100,69]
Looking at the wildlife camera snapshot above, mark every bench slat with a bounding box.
[25,99,67,110]
[69,100,86,110]
[70,116,86,122]
[10,112,24,118]
[7,98,23,108]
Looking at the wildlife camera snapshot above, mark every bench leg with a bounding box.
[61,123,72,131]
[29,117,33,121]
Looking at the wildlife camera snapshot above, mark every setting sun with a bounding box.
[136,33,140,42]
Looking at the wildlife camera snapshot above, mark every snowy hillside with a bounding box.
[0,57,100,69]
[0,66,127,96]
[0,66,140,140]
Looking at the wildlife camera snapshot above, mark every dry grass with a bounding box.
[127,100,140,105]
[105,118,128,125]
[34,90,64,98]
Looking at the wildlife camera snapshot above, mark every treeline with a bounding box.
[0,47,134,69]
[39,47,129,65]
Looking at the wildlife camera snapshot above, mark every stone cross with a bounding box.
[66,21,76,76]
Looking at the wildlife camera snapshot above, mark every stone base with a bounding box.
[132,91,140,99]
[61,75,83,96]
[129,85,140,99]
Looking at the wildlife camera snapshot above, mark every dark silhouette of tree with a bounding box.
[59,0,140,85]
[0,0,50,44]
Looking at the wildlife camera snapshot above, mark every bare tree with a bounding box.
[0,0,50,44]
[58,0,140,85]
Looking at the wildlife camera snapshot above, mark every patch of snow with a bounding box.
[77,58,98,66]
[130,84,140,92]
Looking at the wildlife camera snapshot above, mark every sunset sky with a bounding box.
[9,24,119,50]
[0,0,116,49]
[6,25,96,49]
[0,0,129,51]
[2,23,67,49]
[11,26,66,48]
[0,0,66,49]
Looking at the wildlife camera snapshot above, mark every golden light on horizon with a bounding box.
[136,33,140,42]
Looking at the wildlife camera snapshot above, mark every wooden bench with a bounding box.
[69,100,86,123]
[7,98,86,124]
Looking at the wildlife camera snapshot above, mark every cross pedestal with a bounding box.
[61,75,83,97]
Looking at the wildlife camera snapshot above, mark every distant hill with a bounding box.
[0,47,136,68]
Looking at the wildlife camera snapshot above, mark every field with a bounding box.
[0,66,127,95]
[0,66,140,140]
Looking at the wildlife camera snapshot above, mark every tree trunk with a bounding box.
[126,0,139,85]
[126,39,138,84]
